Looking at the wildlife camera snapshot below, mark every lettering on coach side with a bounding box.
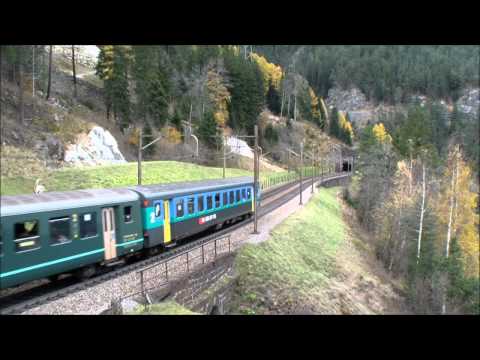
[198,214,216,225]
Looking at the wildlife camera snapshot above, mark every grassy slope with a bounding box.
[1,160,282,196]
[232,187,345,314]
[129,301,198,315]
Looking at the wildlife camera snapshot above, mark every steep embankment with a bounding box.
[229,187,408,314]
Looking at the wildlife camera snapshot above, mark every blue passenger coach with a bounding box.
[130,177,257,249]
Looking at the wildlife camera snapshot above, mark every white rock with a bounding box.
[121,298,141,314]
[64,126,126,165]
[226,136,254,159]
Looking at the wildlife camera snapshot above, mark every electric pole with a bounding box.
[253,125,259,234]
[287,150,290,173]
[138,129,164,186]
[138,128,143,185]
[223,134,226,179]
[299,141,303,205]
[321,157,324,183]
[311,147,315,194]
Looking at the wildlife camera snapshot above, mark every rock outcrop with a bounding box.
[326,87,377,128]
[326,87,370,112]
[64,126,126,166]
[457,88,479,119]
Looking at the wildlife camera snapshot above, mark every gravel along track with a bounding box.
[3,174,347,315]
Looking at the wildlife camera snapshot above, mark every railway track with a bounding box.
[0,173,349,314]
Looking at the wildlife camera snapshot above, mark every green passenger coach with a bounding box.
[0,176,259,290]
[0,188,143,289]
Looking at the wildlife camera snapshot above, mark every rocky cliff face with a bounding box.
[326,87,386,128]
[64,126,126,166]
[457,88,479,119]
[326,86,479,129]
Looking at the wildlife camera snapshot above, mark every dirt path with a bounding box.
[321,192,409,314]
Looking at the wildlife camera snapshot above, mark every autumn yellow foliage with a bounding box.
[163,126,182,144]
[372,123,392,144]
[207,69,230,128]
[319,98,329,120]
[250,53,283,93]
[339,111,355,141]
[435,148,479,277]
[309,87,321,120]
[128,128,141,147]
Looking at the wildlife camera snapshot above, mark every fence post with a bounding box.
[165,262,169,282]
[140,271,145,297]
[202,244,205,264]
[186,252,189,273]
[214,239,217,258]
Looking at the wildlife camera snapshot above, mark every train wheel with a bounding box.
[48,274,61,282]
[74,265,96,281]
[147,247,160,257]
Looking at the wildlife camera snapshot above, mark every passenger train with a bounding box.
[0,177,258,289]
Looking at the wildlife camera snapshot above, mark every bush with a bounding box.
[342,186,357,208]
[264,124,279,144]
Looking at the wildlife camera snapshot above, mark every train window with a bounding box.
[214,193,221,208]
[80,212,97,239]
[223,192,228,206]
[15,220,39,239]
[187,197,195,214]
[124,206,133,223]
[207,195,213,210]
[49,216,71,245]
[198,195,204,212]
[236,190,241,202]
[229,191,234,204]
[14,220,40,252]
[176,199,184,217]
[247,188,252,199]
[0,224,3,256]
[154,203,162,217]
[242,189,246,199]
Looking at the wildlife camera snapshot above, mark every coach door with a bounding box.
[102,207,117,260]
[163,201,172,244]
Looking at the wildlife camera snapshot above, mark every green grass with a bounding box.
[232,187,345,314]
[0,161,248,195]
[129,301,199,315]
[0,160,288,196]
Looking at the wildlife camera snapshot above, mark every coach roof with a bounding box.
[130,176,254,200]
[1,188,139,217]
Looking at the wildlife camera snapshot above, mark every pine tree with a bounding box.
[95,46,134,130]
[198,111,219,148]
[111,46,131,130]
[224,49,265,135]
[329,107,340,138]
[266,81,281,114]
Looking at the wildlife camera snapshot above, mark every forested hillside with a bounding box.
[0,45,340,166]
[255,45,479,103]
[344,109,479,314]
